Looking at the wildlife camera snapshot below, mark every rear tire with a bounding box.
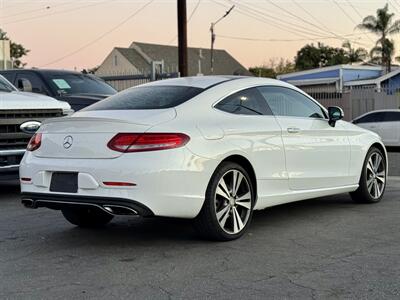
[194,162,255,241]
[350,146,387,204]
[62,208,113,227]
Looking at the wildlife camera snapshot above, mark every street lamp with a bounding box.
[210,5,234,74]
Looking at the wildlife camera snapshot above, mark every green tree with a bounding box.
[249,58,295,78]
[295,43,348,70]
[342,41,368,64]
[249,66,276,78]
[0,29,30,68]
[357,4,400,72]
[275,58,295,75]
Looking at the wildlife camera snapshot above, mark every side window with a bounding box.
[215,88,273,116]
[16,73,48,95]
[258,86,326,119]
[383,112,400,122]
[354,112,385,124]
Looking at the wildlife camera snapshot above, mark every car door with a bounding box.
[258,86,351,190]
[380,112,400,146]
[353,112,385,141]
[214,87,288,202]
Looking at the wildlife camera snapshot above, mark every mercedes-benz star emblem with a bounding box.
[63,136,73,149]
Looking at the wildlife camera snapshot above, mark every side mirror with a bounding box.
[17,78,33,93]
[328,106,344,127]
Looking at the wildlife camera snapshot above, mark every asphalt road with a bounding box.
[1,180,400,300]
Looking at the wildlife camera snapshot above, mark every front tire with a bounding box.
[350,146,387,203]
[194,162,255,241]
[62,208,114,227]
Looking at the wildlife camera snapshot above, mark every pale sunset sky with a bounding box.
[0,0,397,70]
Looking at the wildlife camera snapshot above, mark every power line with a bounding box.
[222,0,330,39]
[332,0,375,43]
[266,0,369,47]
[41,0,155,67]
[390,0,400,13]
[3,1,111,25]
[2,1,75,20]
[228,0,330,38]
[217,33,364,43]
[291,0,332,32]
[168,0,201,45]
[209,0,307,39]
[265,0,333,35]
[345,0,368,19]
[222,0,369,46]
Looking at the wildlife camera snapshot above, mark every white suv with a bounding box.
[0,74,72,180]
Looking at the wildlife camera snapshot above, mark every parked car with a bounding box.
[352,109,400,147]
[0,69,117,111]
[0,74,72,181]
[20,76,387,241]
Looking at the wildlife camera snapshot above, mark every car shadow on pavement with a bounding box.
[42,193,362,247]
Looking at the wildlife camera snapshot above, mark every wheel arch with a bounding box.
[370,141,388,172]
[218,154,258,204]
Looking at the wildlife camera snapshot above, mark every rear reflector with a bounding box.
[107,133,190,153]
[20,177,32,183]
[103,181,137,187]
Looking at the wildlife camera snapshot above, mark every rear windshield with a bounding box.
[84,86,203,111]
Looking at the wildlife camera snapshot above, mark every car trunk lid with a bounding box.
[34,109,176,159]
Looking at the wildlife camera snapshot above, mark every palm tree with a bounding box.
[357,4,400,72]
[342,41,368,64]
[370,39,395,66]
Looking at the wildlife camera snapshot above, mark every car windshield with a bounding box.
[45,73,116,96]
[84,86,204,110]
[0,76,17,93]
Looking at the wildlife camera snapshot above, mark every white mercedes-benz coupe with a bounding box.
[20,76,388,241]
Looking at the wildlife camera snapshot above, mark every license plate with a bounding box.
[50,172,78,193]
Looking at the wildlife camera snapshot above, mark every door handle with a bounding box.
[287,127,301,134]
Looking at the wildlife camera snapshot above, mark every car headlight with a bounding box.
[62,108,75,116]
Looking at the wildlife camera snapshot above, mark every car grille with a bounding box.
[0,109,63,151]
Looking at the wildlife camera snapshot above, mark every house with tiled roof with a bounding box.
[96,41,251,77]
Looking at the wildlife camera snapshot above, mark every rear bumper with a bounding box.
[20,147,218,218]
[21,192,154,217]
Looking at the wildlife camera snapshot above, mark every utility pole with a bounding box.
[210,5,234,74]
[177,0,188,77]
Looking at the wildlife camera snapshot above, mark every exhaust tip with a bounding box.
[22,199,35,208]
[103,205,137,216]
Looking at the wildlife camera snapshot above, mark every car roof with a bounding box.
[0,69,86,76]
[142,75,290,89]
[353,109,400,120]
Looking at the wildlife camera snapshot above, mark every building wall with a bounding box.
[342,68,382,82]
[96,49,140,76]
[0,40,11,70]
[281,67,382,83]
[280,69,340,81]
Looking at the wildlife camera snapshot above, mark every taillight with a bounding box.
[107,133,190,153]
[27,133,42,151]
